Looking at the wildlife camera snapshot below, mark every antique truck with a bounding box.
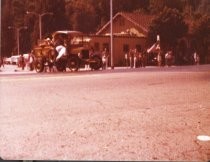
[33,31,102,72]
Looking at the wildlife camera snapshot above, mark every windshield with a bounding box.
[52,31,91,47]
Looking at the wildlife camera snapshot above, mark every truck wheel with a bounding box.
[90,56,102,70]
[35,59,44,72]
[55,59,66,72]
[67,57,79,72]
[56,64,66,72]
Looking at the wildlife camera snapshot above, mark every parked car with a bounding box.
[11,55,20,65]
[33,31,102,72]
[4,57,11,64]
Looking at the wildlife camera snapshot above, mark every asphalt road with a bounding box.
[0,65,210,161]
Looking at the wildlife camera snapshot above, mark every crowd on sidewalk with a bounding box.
[0,52,35,73]
[0,48,201,73]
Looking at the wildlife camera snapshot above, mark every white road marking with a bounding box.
[197,135,210,141]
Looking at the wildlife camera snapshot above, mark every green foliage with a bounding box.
[192,14,210,40]
[11,0,26,27]
[197,0,210,15]
[149,0,184,14]
[1,0,14,56]
[25,0,68,47]
[1,0,209,58]
[65,0,150,33]
[148,7,188,50]
[66,0,98,33]
[191,14,210,63]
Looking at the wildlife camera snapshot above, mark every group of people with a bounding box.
[0,56,4,69]
[39,37,67,61]
[158,50,200,67]
[17,52,35,71]
[36,37,67,72]
[43,38,111,71]
[3,36,201,73]
[125,48,146,68]
[164,50,173,67]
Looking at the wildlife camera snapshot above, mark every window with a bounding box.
[136,44,142,52]
[94,42,100,51]
[123,44,129,53]
[103,43,109,52]
[119,17,125,26]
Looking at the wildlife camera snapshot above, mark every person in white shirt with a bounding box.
[193,52,200,65]
[102,48,109,69]
[53,38,68,72]
[28,50,35,71]
[56,45,67,61]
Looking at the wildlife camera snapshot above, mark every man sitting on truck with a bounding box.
[53,38,67,71]
[56,45,66,61]
[55,39,67,61]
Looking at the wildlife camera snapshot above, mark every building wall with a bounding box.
[92,13,150,66]
[89,35,146,66]
[99,15,146,36]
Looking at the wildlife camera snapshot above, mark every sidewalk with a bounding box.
[1,64,209,75]
[0,64,157,75]
[0,64,36,75]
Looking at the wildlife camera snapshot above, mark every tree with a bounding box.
[1,0,14,57]
[65,0,150,33]
[147,7,188,51]
[1,0,30,56]
[25,0,69,46]
[2,0,208,60]
[45,0,69,32]
[191,14,210,63]
[149,0,184,14]
[113,0,149,13]
[197,0,210,15]
[66,0,98,33]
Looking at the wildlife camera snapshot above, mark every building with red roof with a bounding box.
[89,12,154,66]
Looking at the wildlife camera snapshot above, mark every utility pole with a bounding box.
[26,11,53,40]
[8,26,28,55]
[110,0,114,69]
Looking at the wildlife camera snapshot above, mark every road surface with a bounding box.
[0,65,210,161]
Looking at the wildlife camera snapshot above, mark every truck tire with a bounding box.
[67,56,79,72]
[90,56,102,70]
[35,58,44,72]
[55,58,66,72]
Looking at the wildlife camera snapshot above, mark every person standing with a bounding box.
[19,54,25,70]
[88,47,94,70]
[125,52,128,68]
[141,51,146,67]
[129,49,134,68]
[28,50,35,71]
[0,56,4,68]
[157,52,162,67]
[138,50,143,67]
[102,48,109,70]
[165,50,173,67]
[193,51,200,65]
[133,48,139,68]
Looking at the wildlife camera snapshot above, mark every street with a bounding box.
[0,65,210,161]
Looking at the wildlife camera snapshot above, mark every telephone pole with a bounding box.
[26,11,53,40]
[110,0,114,69]
[8,26,28,55]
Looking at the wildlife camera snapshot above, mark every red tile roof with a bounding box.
[96,12,154,35]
